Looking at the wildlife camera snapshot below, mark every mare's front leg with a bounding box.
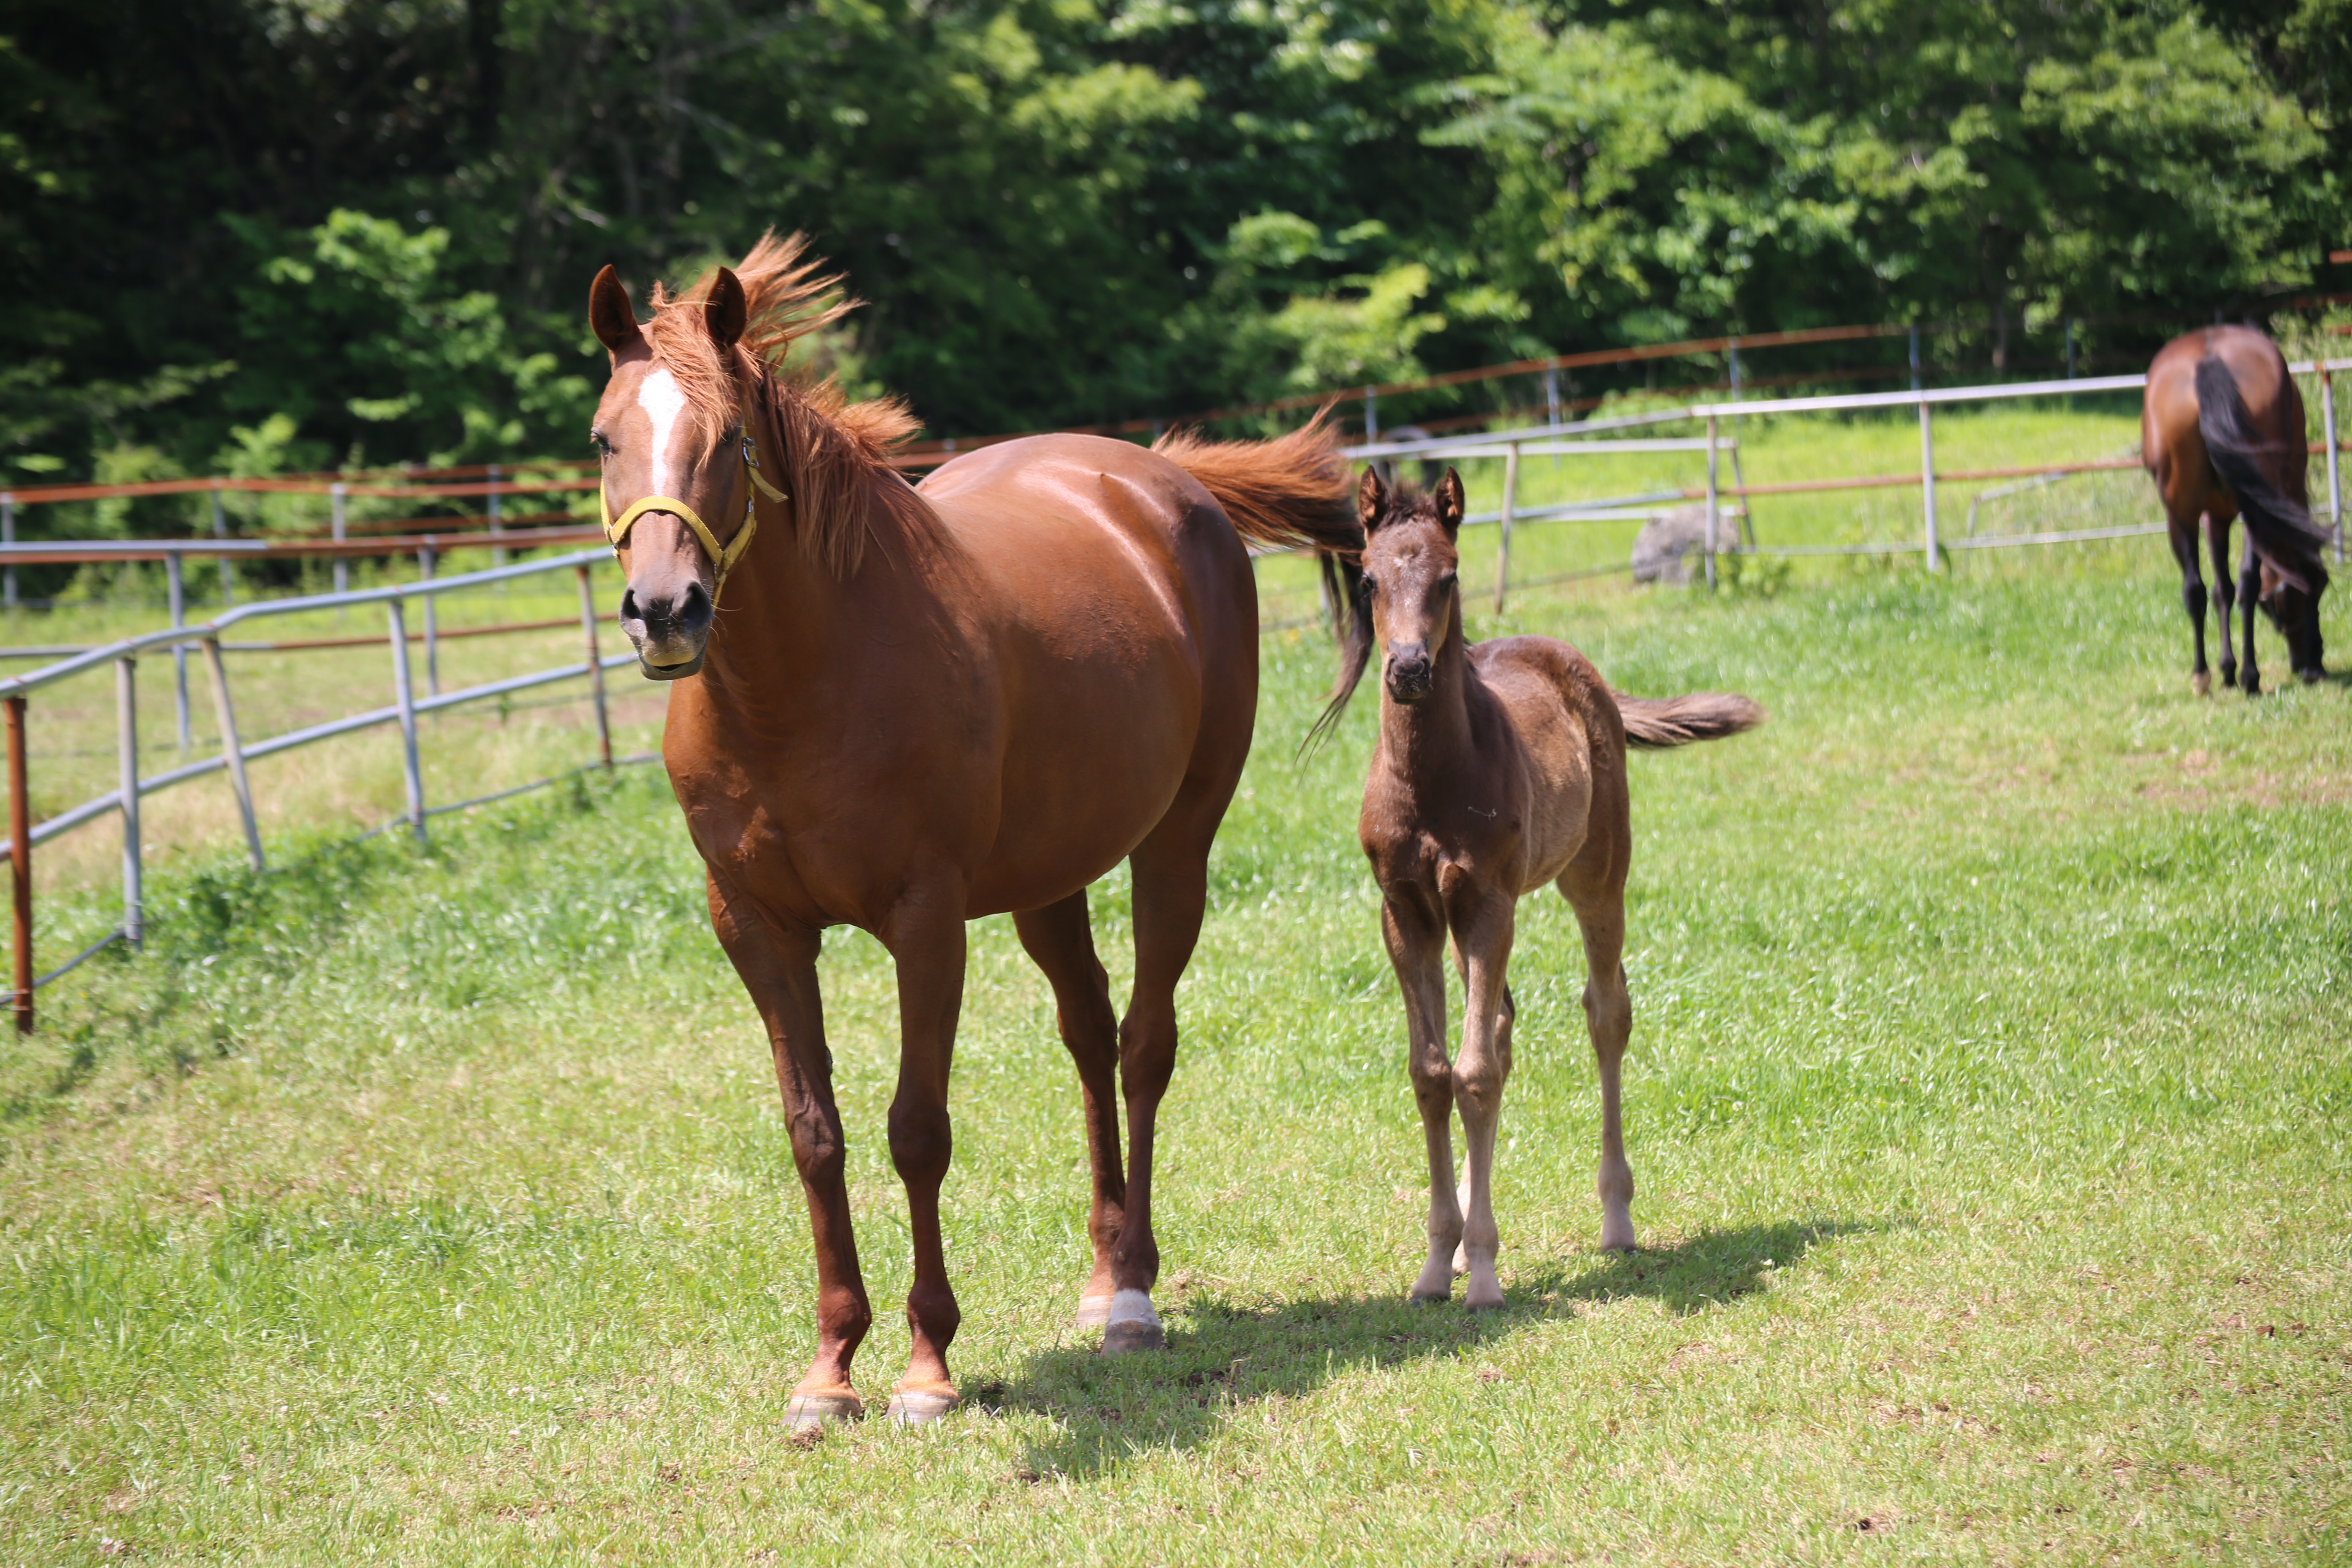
[1449,893,1518,1310]
[2168,519,2210,695]
[1381,889,1459,1303]
[1013,892,1126,1328]
[877,888,970,1421]
[706,872,871,1427]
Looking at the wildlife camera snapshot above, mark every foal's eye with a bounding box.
[1360,574,1380,596]
[590,432,612,456]
[1438,572,1458,594]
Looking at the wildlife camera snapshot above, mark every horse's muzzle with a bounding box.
[1385,645,1434,703]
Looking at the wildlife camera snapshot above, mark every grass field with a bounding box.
[1,428,2349,1562]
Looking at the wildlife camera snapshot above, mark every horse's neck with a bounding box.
[1377,613,1479,804]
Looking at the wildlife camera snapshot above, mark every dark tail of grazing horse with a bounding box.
[2194,355,2332,596]
[1614,692,1766,748]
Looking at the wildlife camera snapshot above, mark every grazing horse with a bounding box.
[1331,468,1760,1307]
[587,234,1360,1424]
[2143,326,2331,693]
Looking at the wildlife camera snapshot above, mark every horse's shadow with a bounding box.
[970,1217,1871,1480]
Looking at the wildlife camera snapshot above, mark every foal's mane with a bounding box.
[641,231,933,577]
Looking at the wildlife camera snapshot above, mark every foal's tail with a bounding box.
[2195,354,2331,596]
[1613,691,1766,749]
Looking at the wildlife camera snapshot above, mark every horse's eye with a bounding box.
[590,432,612,456]
[1360,574,1380,596]
[1438,572,1458,593]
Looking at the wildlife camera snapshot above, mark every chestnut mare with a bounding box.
[1332,469,1760,1307]
[2143,325,2331,693]
[587,235,1359,1425]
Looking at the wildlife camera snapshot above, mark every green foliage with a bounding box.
[0,0,2343,494]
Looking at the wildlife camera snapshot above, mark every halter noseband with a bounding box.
[601,432,789,604]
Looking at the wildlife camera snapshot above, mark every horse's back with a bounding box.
[1468,636,1613,893]
[915,433,1259,911]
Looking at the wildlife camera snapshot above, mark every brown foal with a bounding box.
[1338,469,1761,1307]
[587,235,1360,1424]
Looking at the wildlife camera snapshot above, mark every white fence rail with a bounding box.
[0,546,634,1031]
[1341,360,2352,604]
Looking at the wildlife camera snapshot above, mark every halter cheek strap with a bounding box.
[601,434,789,604]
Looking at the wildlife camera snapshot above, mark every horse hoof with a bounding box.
[785,1390,864,1429]
[1407,1289,1451,1306]
[1075,1295,1114,1329]
[1100,1321,1165,1354]
[884,1390,958,1426]
[2192,672,2212,697]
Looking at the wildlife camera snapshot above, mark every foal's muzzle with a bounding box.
[1385,642,1433,702]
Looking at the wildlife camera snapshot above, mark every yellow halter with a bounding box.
[601,432,789,603]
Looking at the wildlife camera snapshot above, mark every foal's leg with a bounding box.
[876,891,970,1421]
[1558,863,1636,1252]
[706,873,870,1426]
[1448,893,1519,1310]
[1382,891,1459,1303]
[1013,891,1126,1329]
[1450,983,1514,1278]
[2168,518,2210,695]
[2207,514,2240,693]
[2236,530,2263,695]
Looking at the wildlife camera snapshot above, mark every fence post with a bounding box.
[201,638,265,872]
[115,657,141,949]
[1909,325,1922,393]
[2,491,14,612]
[1704,416,1721,591]
[2324,369,2343,565]
[331,482,349,599]
[419,544,440,695]
[1545,365,1562,428]
[577,563,613,768]
[387,601,426,845]
[167,552,191,753]
[488,463,507,567]
[1919,398,1940,572]
[8,694,30,1033]
[211,488,236,607]
[1363,390,1378,443]
[1492,441,1521,615]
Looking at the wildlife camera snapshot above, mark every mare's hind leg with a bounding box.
[2168,519,2210,695]
[2236,532,2264,695]
[1101,787,1229,1352]
[706,872,872,1427]
[1381,889,1460,1303]
[1559,860,1637,1253]
[2207,514,2241,693]
[1013,892,1126,1330]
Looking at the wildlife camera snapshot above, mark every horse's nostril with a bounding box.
[619,588,643,625]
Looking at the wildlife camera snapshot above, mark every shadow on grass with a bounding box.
[980,1216,1876,1479]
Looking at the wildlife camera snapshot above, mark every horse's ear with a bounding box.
[589,266,646,356]
[1357,466,1390,532]
[706,268,748,352]
[1435,468,1465,538]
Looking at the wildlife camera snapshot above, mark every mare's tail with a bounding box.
[1153,413,1370,740]
[2194,354,2331,595]
[1614,691,1766,749]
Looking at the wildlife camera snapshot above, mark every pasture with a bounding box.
[2,449,2348,1560]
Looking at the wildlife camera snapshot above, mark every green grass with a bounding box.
[1,492,2348,1561]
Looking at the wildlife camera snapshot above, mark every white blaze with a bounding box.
[636,368,689,497]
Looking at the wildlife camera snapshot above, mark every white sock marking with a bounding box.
[1108,1288,1160,1328]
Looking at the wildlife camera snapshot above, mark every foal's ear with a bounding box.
[589,266,646,357]
[1356,466,1390,532]
[706,267,748,352]
[1434,468,1465,538]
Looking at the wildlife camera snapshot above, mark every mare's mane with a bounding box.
[641,231,933,577]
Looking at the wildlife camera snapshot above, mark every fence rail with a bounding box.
[1339,359,2352,602]
[0,546,630,1031]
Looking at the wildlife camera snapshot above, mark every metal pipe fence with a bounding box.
[0,546,634,1031]
[1338,361,2352,609]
